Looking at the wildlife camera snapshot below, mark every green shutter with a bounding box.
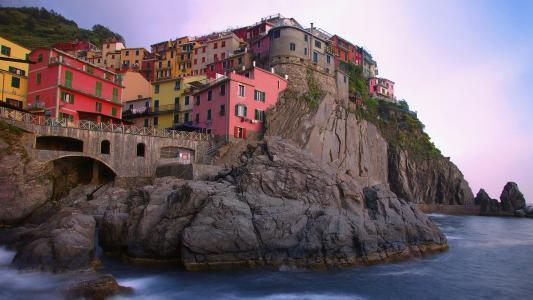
[243,106,247,117]
[96,81,102,97]
[36,73,41,84]
[112,87,118,102]
[65,70,72,87]
[112,107,116,116]
[235,104,239,116]
[261,92,266,102]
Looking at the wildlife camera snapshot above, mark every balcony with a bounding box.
[151,104,180,114]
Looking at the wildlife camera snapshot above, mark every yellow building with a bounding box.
[0,37,30,108]
[151,75,205,129]
[175,37,194,78]
[119,48,148,71]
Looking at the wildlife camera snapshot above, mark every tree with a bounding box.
[398,99,409,111]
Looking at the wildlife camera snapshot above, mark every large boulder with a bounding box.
[101,138,447,270]
[64,274,133,300]
[12,208,96,272]
[500,182,526,212]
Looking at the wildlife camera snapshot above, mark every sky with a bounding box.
[3,0,533,201]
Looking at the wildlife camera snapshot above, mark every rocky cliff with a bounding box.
[267,63,474,206]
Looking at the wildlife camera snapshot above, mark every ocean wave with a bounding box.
[0,247,15,266]
[222,293,365,300]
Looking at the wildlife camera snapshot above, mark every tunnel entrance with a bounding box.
[49,156,116,201]
[36,136,84,152]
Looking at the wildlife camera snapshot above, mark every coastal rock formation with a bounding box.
[0,122,53,225]
[500,182,526,213]
[64,274,133,300]
[98,138,447,270]
[266,63,474,206]
[475,189,500,214]
[9,208,96,272]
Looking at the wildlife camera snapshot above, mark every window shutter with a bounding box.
[261,92,266,102]
[254,109,259,120]
[235,104,239,116]
[234,126,239,138]
[242,128,247,139]
[243,106,247,117]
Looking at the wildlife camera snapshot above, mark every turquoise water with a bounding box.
[1,214,533,299]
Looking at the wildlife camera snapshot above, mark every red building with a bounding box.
[368,77,395,101]
[53,40,98,57]
[192,66,287,139]
[141,52,157,82]
[330,35,362,67]
[27,48,123,123]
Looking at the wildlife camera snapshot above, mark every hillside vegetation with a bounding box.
[0,7,124,49]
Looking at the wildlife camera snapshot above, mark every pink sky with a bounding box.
[8,0,533,201]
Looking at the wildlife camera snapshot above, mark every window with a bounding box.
[256,41,261,48]
[195,113,199,123]
[195,95,200,105]
[11,77,20,88]
[220,104,225,116]
[202,57,206,63]
[125,50,129,56]
[61,91,74,104]
[154,99,159,111]
[289,43,296,51]
[254,90,266,102]
[112,54,115,59]
[112,88,118,102]
[184,112,190,122]
[64,70,72,88]
[254,109,265,122]
[304,34,308,42]
[195,48,198,55]
[154,116,159,126]
[202,47,206,53]
[214,42,218,49]
[313,52,318,63]
[238,84,245,97]
[154,84,159,93]
[221,41,226,47]
[234,127,245,139]
[315,40,322,48]
[194,59,197,65]
[136,143,145,157]
[101,140,110,154]
[95,81,102,97]
[86,65,93,74]
[1,45,11,56]
[38,53,43,62]
[220,84,225,96]
[59,113,74,122]
[185,95,190,105]
[174,80,180,90]
[327,55,331,64]
[207,109,212,121]
[273,30,280,38]
[343,75,347,83]
[158,61,162,68]
[111,107,117,116]
[167,60,170,67]
[95,102,102,112]
[304,48,308,56]
[173,113,179,124]
[208,90,212,101]
[214,54,218,61]
[135,50,139,55]
[235,104,247,117]
[144,119,149,127]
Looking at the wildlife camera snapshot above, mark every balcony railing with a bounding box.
[0,106,211,141]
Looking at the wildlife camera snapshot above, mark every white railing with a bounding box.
[0,107,211,141]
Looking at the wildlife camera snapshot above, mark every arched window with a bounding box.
[136,143,145,157]
[101,140,110,154]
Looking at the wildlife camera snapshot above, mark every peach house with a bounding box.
[192,66,287,140]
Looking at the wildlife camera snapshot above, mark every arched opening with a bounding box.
[36,136,83,152]
[49,156,116,201]
[101,140,110,154]
[136,143,145,157]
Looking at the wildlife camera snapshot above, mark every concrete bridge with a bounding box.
[0,107,214,183]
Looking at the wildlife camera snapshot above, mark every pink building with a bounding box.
[27,48,123,123]
[249,34,270,67]
[205,51,253,79]
[192,67,287,139]
[368,77,395,101]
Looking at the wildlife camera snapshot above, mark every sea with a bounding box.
[1,214,532,299]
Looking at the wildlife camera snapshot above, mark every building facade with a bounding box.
[0,36,30,108]
[121,71,151,101]
[151,75,206,129]
[53,40,97,58]
[27,48,123,123]
[119,48,148,71]
[205,50,253,79]
[368,77,395,101]
[330,35,362,67]
[192,67,287,139]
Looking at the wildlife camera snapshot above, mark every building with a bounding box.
[192,41,208,76]
[153,40,175,81]
[269,24,335,75]
[0,37,31,108]
[119,47,148,71]
[102,39,125,71]
[151,75,206,129]
[175,36,195,77]
[121,71,151,101]
[53,40,98,58]
[141,52,157,82]
[122,97,153,127]
[330,35,362,67]
[27,48,123,123]
[249,34,270,67]
[204,32,242,67]
[205,50,253,79]
[358,47,378,78]
[192,66,287,140]
[368,77,395,101]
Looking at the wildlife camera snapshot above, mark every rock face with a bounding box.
[0,122,53,225]
[64,274,133,300]
[98,138,447,270]
[266,63,473,207]
[500,182,526,212]
[9,208,96,272]
[476,189,500,214]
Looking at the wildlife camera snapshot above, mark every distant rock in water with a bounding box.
[476,189,500,214]
[500,182,526,213]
